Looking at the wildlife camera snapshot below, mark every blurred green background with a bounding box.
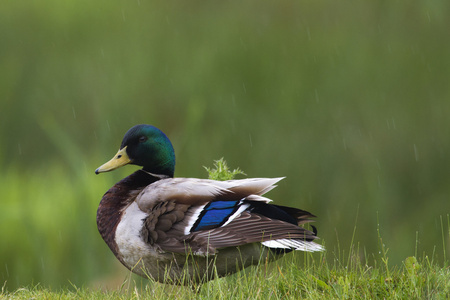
[1,0,449,291]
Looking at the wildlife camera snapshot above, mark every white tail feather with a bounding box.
[262,239,325,252]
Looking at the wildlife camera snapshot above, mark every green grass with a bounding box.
[2,251,449,299]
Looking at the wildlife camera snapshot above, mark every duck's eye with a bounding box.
[139,136,147,143]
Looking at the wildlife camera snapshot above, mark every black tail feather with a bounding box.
[246,201,317,227]
[246,201,298,225]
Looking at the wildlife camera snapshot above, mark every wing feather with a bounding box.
[159,212,319,254]
[136,177,284,211]
[136,177,322,256]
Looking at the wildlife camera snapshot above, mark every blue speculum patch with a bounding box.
[192,200,240,231]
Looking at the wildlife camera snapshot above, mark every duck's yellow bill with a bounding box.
[95,147,131,174]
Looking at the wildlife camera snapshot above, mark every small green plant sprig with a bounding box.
[205,158,246,181]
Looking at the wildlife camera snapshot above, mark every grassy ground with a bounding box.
[2,251,449,299]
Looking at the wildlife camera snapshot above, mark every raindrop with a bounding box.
[41,257,45,271]
[386,118,396,130]
[72,107,76,119]
[414,144,419,161]
[249,134,253,147]
[240,37,247,51]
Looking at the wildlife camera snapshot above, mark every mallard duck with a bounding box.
[95,124,324,285]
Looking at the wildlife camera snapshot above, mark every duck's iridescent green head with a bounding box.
[95,124,175,177]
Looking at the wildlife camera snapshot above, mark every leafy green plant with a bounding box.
[204,158,246,181]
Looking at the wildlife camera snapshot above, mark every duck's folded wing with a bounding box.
[175,211,319,254]
[136,177,284,211]
[141,200,320,255]
[137,177,321,255]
